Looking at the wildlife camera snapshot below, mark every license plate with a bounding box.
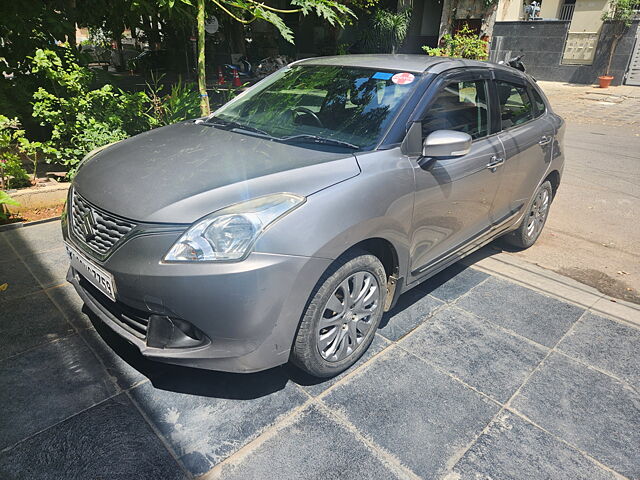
[65,242,116,302]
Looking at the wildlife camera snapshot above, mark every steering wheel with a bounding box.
[291,106,324,128]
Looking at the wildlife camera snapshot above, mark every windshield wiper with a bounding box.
[280,134,359,150]
[200,117,271,137]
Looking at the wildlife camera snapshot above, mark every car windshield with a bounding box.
[210,65,421,151]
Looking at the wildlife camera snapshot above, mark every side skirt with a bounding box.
[398,209,523,300]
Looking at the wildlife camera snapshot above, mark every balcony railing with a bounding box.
[559,3,575,21]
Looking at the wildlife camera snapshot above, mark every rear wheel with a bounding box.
[504,181,552,249]
[291,250,386,378]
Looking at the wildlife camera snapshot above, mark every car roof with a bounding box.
[294,54,522,77]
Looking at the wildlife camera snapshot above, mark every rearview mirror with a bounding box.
[422,130,472,158]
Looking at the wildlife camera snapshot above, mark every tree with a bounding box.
[601,0,635,77]
[197,0,210,115]
[160,0,355,116]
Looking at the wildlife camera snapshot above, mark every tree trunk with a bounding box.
[65,0,77,48]
[115,32,125,72]
[606,33,621,76]
[197,0,210,116]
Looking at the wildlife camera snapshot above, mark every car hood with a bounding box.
[73,121,360,224]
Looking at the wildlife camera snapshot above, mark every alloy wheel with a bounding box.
[526,188,550,239]
[316,271,380,362]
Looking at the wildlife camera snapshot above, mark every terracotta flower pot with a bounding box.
[598,75,614,89]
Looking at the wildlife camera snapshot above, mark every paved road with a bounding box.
[508,122,640,303]
[1,222,639,479]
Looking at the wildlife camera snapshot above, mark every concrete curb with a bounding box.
[0,216,62,233]
[462,248,640,328]
[6,182,70,213]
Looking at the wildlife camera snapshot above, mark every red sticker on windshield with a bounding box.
[391,72,415,85]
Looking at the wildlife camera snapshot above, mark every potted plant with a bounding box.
[598,0,635,88]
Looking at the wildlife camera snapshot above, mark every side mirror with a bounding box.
[422,130,472,158]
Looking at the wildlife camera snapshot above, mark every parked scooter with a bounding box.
[499,54,526,73]
[223,57,253,79]
[256,55,291,78]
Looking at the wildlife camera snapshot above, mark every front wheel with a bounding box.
[291,250,386,378]
[504,181,553,249]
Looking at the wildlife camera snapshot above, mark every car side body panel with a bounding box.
[254,148,415,276]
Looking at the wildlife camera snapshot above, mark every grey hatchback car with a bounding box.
[62,54,564,377]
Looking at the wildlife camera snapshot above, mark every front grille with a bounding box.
[78,274,149,340]
[70,190,136,257]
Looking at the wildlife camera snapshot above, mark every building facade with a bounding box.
[491,0,640,85]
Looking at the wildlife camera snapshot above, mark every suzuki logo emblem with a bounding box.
[79,210,97,241]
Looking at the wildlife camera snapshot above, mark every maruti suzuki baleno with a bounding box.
[63,54,564,377]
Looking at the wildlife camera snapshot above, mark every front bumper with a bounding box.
[64,223,332,373]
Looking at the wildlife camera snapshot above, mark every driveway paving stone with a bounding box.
[452,411,617,480]
[4,221,64,255]
[401,306,547,402]
[290,333,391,397]
[511,352,640,478]
[22,246,69,289]
[378,288,443,341]
[456,277,585,347]
[0,258,41,303]
[0,395,187,480]
[47,283,92,329]
[0,291,74,360]
[79,323,166,390]
[557,312,640,390]
[129,369,307,476]
[0,235,15,263]
[418,263,489,303]
[213,405,403,480]
[0,334,118,450]
[322,348,499,479]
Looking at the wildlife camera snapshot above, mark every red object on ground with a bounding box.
[217,66,225,85]
[232,68,242,87]
[598,75,614,89]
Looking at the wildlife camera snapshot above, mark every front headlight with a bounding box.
[163,193,305,262]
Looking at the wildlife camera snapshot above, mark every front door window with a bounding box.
[421,80,490,139]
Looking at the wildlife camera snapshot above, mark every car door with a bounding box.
[492,72,555,223]
[408,70,506,281]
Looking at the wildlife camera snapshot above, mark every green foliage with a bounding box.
[360,9,412,54]
[29,47,148,175]
[422,25,488,60]
[0,190,20,221]
[145,74,201,126]
[375,9,412,53]
[0,116,30,190]
[0,0,74,75]
[601,0,635,26]
[157,0,355,44]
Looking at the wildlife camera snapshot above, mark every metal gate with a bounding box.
[625,29,640,86]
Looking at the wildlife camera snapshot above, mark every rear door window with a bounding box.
[530,87,546,118]
[421,79,490,140]
[495,80,534,129]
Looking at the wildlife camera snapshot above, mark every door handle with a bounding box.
[486,156,504,170]
[539,135,552,146]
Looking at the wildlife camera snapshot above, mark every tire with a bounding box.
[291,250,386,378]
[503,181,553,249]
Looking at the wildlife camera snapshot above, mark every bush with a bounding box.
[0,116,30,189]
[423,25,489,60]
[145,74,201,127]
[0,190,20,221]
[30,47,149,175]
[360,9,412,54]
[29,48,206,176]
